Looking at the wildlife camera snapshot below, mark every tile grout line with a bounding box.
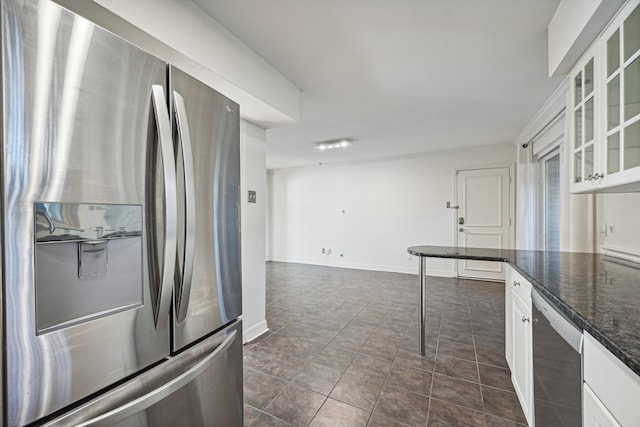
[305,344,356,425]
[298,299,391,426]
[366,352,396,426]
[425,326,441,427]
[357,298,411,426]
[257,264,516,427]
[305,395,329,426]
[301,315,363,426]
[463,297,489,421]
[253,384,291,426]
[366,308,436,427]
[355,302,399,427]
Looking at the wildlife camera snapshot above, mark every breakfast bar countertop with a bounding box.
[407,245,640,377]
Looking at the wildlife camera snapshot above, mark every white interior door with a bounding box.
[457,167,511,280]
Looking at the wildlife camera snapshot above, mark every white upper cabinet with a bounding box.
[571,52,599,191]
[570,0,640,193]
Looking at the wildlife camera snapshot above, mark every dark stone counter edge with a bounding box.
[406,248,640,378]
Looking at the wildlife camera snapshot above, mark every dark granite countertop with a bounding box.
[407,245,640,377]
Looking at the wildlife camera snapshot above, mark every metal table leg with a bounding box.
[419,256,426,355]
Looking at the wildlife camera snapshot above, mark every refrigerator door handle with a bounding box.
[173,91,196,322]
[75,330,237,427]
[151,85,177,331]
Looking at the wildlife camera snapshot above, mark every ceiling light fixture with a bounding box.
[314,138,353,151]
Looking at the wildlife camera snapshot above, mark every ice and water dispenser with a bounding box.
[34,203,143,334]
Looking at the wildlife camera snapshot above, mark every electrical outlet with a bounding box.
[321,248,325,254]
[327,249,332,255]
[609,224,616,234]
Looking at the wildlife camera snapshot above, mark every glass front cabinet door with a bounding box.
[571,54,598,192]
[570,1,640,193]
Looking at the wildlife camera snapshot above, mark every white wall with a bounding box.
[561,141,596,253]
[240,120,268,343]
[595,193,640,253]
[548,0,625,76]
[55,0,300,128]
[267,144,516,276]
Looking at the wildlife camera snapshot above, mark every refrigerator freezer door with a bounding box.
[1,0,172,424]
[43,321,243,427]
[170,66,242,351]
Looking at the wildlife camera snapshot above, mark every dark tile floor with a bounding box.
[243,262,527,427]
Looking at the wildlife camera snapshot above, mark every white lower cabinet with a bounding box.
[505,266,531,370]
[505,265,533,426]
[504,268,640,427]
[583,331,640,426]
[584,383,621,427]
[505,265,533,425]
[511,291,533,426]
[505,269,513,369]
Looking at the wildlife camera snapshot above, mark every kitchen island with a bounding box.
[407,245,640,377]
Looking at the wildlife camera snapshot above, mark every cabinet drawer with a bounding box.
[511,290,533,426]
[583,332,640,426]
[506,266,531,303]
[584,383,621,427]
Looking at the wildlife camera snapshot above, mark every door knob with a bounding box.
[459,228,466,232]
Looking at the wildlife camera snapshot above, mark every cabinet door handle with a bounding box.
[587,174,594,181]
[513,280,520,287]
[522,316,530,323]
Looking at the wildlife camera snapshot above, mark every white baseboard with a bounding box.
[267,257,456,277]
[600,245,640,265]
[243,320,268,344]
[415,269,456,278]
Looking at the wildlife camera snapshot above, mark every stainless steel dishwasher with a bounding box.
[532,289,583,426]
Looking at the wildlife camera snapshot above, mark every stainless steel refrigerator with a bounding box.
[1,0,243,425]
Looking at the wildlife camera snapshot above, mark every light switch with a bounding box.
[248,190,257,203]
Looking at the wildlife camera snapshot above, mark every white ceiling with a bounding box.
[194,0,564,169]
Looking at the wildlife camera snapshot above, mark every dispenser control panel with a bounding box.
[35,202,142,242]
